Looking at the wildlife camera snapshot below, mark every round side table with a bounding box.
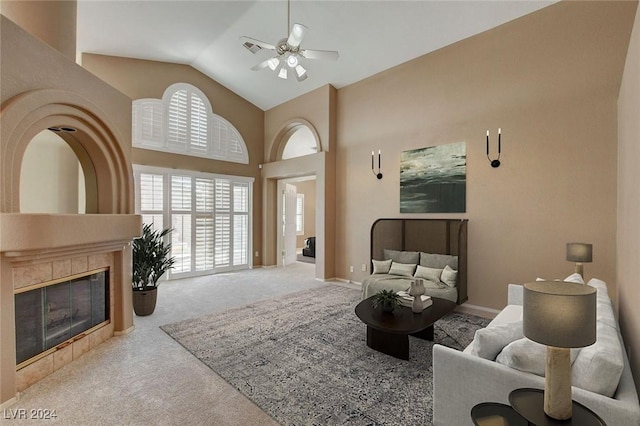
[471,402,529,426]
[509,388,606,426]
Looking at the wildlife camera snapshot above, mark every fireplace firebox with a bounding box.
[14,269,109,367]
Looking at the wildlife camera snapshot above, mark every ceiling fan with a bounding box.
[240,0,339,82]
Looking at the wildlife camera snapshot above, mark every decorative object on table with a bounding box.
[409,279,427,313]
[523,281,596,420]
[400,142,466,213]
[132,223,176,316]
[371,289,401,313]
[471,402,528,426]
[486,128,502,168]
[397,290,432,311]
[566,242,593,279]
[371,149,383,179]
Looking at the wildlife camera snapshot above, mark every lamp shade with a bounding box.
[566,242,593,263]
[523,281,596,348]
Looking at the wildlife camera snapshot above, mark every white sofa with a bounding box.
[433,279,640,426]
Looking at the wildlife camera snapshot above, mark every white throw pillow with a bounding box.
[536,273,584,284]
[469,321,524,361]
[496,338,579,377]
[372,259,392,274]
[572,321,624,397]
[388,261,416,277]
[440,265,458,287]
[414,265,442,282]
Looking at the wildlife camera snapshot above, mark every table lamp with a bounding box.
[523,281,596,420]
[566,242,592,278]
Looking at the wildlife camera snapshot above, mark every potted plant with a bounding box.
[132,224,175,316]
[372,289,401,313]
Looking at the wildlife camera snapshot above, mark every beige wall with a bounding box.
[0,0,77,62]
[335,1,634,305]
[618,2,640,393]
[81,54,265,265]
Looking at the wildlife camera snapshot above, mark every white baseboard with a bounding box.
[455,303,500,319]
[0,396,18,410]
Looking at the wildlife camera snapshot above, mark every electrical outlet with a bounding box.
[349,265,354,273]
[255,251,259,257]
[361,264,367,272]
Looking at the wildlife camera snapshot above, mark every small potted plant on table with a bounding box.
[372,289,401,313]
[132,224,175,316]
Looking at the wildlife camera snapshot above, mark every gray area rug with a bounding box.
[161,284,489,426]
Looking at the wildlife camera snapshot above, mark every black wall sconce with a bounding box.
[486,128,501,168]
[371,150,383,179]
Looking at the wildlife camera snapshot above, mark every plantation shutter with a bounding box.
[134,165,252,278]
[167,89,189,150]
[233,183,249,265]
[132,100,163,148]
[215,180,231,267]
[138,172,164,231]
[195,178,214,271]
[190,93,208,154]
[171,175,192,273]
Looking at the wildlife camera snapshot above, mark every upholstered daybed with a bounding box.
[361,219,468,305]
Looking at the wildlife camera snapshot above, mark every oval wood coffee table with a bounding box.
[355,296,457,360]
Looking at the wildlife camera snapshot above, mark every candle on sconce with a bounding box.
[371,151,374,170]
[486,130,489,156]
[378,150,381,169]
[498,128,501,153]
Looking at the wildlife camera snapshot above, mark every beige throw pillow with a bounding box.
[388,261,417,277]
[372,259,392,274]
[441,265,458,287]
[414,265,443,282]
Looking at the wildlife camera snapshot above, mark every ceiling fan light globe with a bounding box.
[295,65,307,78]
[278,67,288,79]
[267,57,280,71]
[287,54,299,68]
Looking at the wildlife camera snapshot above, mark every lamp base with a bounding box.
[544,346,572,420]
[574,263,584,279]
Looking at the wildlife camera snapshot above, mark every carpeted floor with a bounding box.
[161,284,489,426]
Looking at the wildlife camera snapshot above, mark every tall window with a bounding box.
[132,83,249,164]
[296,194,304,235]
[134,165,253,278]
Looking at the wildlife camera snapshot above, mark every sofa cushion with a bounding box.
[414,265,442,282]
[572,321,624,397]
[384,249,420,264]
[388,261,416,277]
[372,259,392,274]
[469,320,524,360]
[420,252,458,269]
[536,273,584,284]
[441,265,458,287]
[496,338,580,376]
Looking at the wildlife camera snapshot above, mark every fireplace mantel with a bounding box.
[0,214,140,256]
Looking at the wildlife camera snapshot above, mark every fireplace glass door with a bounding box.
[15,270,109,366]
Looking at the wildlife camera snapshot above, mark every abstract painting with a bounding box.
[400,142,466,213]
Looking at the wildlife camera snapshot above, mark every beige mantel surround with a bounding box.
[1,14,140,406]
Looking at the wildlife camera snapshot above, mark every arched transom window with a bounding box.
[132,83,249,164]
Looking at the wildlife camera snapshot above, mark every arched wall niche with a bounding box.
[1,89,134,214]
[268,118,321,163]
[21,128,94,214]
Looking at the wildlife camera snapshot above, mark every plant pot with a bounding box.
[132,287,158,316]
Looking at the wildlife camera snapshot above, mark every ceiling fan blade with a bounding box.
[240,36,276,53]
[300,49,339,61]
[287,23,307,48]
[250,58,271,71]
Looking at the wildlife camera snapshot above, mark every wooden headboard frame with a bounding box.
[370,218,468,304]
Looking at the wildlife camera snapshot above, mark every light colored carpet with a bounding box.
[5,263,325,425]
[161,285,490,426]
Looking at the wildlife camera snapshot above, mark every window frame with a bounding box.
[134,164,254,279]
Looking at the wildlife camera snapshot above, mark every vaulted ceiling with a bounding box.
[77,1,556,110]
